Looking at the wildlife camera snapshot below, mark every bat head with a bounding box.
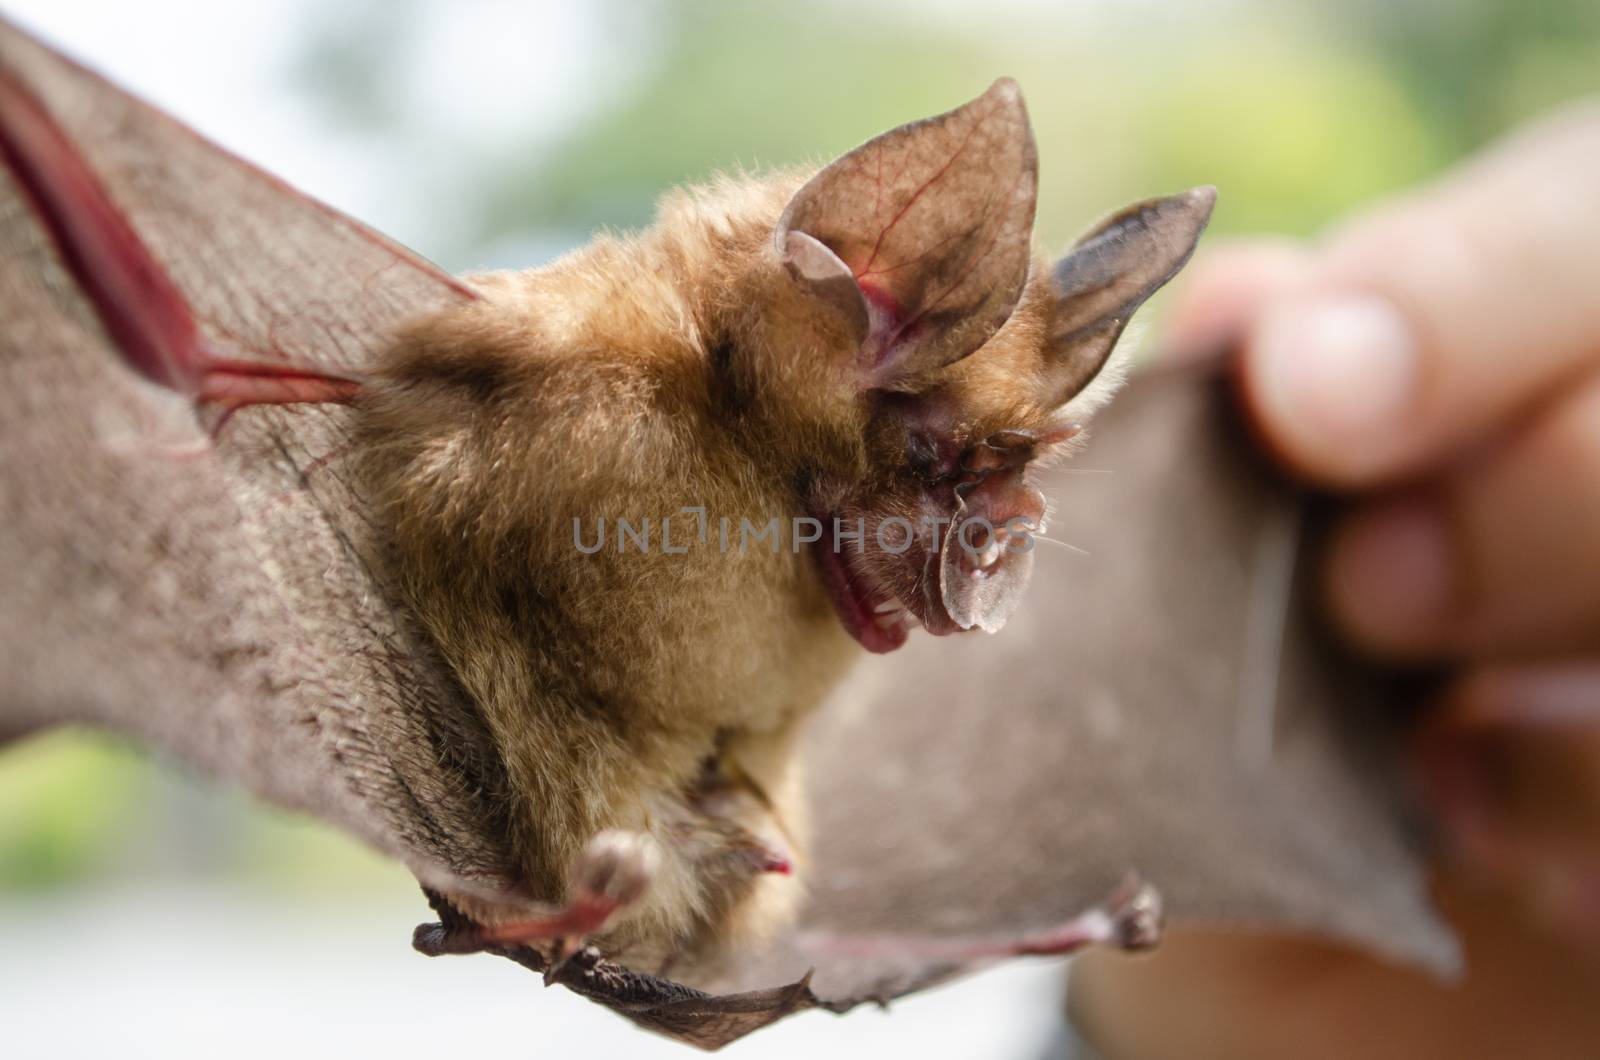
[727,79,1214,653]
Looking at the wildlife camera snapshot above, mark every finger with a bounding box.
[1417,675,1600,850]
[1443,663,1600,727]
[1157,238,1314,366]
[1071,878,1600,1060]
[1415,664,1600,936]
[1239,101,1600,487]
[1325,369,1600,658]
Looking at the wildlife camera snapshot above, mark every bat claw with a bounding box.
[542,939,589,986]
[798,872,1166,963]
[571,829,658,910]
[1102,873,1164,952]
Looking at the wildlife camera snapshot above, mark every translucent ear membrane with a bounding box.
[781,231,868,347]
[775,78,1039,389]
[1042,185,1218,406]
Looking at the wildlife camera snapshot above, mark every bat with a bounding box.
[0,17,1448,1051]
[353,74,1215,979]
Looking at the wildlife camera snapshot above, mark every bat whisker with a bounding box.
[1030,535,1090,557]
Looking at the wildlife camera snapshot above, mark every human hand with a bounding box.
[1068,100,1600,1060]
[1165,101,1600,925]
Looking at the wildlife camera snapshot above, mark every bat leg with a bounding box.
[0,67,363,439]
[799,873,1164,962]
[485,903,621,985]
[1005,874,1163,956]
[416,831,657,982]
[681,751,799,879]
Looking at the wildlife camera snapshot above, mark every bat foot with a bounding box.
[1101,872,1163,952]
[429,831,658,966]
[1008,873,1163,956]
[797,872,1165,963]
[541,939,595,986]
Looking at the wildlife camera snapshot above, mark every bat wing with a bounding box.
[0,16,518,897]
[0,19,939,1047]
[0,18,1452,1050]
[705,366,1456,1011]
[408,364,1464,1047]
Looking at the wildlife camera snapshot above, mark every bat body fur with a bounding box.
[355,82,1214,974]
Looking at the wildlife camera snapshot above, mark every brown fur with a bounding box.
[356,173,1083,960]
[354,84,1209,974]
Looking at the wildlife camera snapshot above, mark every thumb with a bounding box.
[1239,101,1600,487]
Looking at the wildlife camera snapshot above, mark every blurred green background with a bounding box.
[4,0,1598,902]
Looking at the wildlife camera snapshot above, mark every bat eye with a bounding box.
[905,434,945,481]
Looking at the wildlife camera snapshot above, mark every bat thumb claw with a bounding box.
[1103,873,1164,952]
[543,938,584,986]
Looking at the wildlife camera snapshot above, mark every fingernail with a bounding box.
[1250,293,1419,477]
[1329,497,1457,647]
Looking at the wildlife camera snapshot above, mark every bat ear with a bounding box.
[775,79,1038,391]
[1039,186,1216,407]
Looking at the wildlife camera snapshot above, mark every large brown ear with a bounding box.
[776,79,1038,391]
[1041,186,1216,407]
